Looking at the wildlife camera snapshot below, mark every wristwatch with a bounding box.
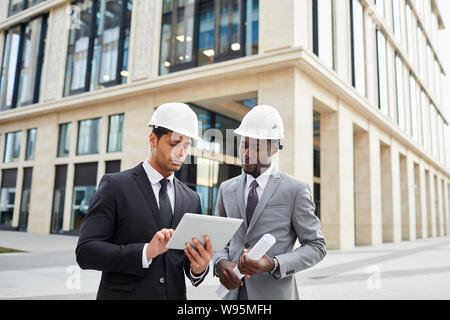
[269,257,281,279]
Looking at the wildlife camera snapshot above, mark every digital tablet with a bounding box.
[166,213,243,252]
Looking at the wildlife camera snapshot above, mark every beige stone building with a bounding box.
[0,0,449,250]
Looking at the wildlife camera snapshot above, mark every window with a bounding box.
[426,45,434,93]
[189,103,240,158]
[8,0,45,16]
[312,0,334,69]
[430,105,438,157]
[392,0,402,43]
[77,118,100,155]
[395,54,405,131]
[375,0,385,18]
[350,0,366,96]
[409,75,418,142]
[0,169,18,226]
[175,156,242,214]
[438,116,444,164]
[4,131,22,163]
[105,160,121,173]
[405,3,415,64]
[25,128,37,161]
[421,91,429,150]
[159,0,259,75]
[57,123,72,157]
[18,167,33,231]
[50,165,67,234]
[417,27,425,81]
[107,114,124,152]
[0,16,48,111]
[64,0,132,96]
[435,59,442,105]
[376,30,388,116]
[71,162,98,231]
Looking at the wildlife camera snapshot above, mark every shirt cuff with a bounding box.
[142,243,153,268]
[190,265,208,279]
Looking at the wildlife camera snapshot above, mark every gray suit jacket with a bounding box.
[213,168,326,300]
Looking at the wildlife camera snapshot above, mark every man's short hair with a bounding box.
[151,126,172,140]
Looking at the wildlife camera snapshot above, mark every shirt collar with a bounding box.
[245,164,274,191]
[142,159,175,186]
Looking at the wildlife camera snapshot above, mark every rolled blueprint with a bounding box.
[215,233,276,299]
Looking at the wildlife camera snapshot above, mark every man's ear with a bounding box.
[149,132,158,149]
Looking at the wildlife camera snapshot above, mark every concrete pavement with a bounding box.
[0,230,449,300]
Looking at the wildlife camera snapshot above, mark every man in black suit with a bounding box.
[76,103,214,300]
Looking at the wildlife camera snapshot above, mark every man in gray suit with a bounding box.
[214,105,326,300]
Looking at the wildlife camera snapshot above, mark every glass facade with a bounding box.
[77,118,101,155]
[71,162,98,231]
[50,165,67,234]
[421,90,429,151]
[189,104,240,158]
[395,54,405,131]
[159,0,259,75]
[350,0,365,96]
[64,0,132,96]
[176,156,241,214]
[25,128,37,161]
[312,0,334,69]
[57,123,72,157]
[376,30,388,116]
[375,0,385,17]
[0,16,47,111]
[392,0,402,43]
[4,131,22,163]
[409,74,418,142]
[0,169,18,226]
[18,167,33,231]
[107,113,124,153]
[8,0,45,16]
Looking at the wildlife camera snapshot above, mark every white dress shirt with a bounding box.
[141,160,205,279]
[244,164,274,207]
[214,164,274,273]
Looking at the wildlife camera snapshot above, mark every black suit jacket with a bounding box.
[75,162,207,300]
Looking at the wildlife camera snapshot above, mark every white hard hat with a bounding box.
[148,102,201,140]
[234,105,285,140]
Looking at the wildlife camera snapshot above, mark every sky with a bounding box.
[437,0,450,120]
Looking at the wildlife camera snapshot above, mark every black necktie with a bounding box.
[246,180,259,225]
[159,178,173,228]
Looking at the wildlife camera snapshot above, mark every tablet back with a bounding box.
[166,213,243,251]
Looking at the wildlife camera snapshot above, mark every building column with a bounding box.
[258,68,314,187]
[414,162,426,238]
[320,103,355,250]
[441,178,448,236]
[42,4,70,102]
[402,153,416,240]
[380,141,402,243]
[445,181,450,236]
[62,163,74,232]
[428,169,437,237]
[27,116,59,233]
[436,176,444,237]
[130,0,158,81]
[354,124,382,246]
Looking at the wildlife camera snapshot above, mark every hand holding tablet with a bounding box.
[166,213,243,252]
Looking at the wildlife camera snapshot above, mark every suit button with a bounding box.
[244,243,250,249]
[159,277,165,284]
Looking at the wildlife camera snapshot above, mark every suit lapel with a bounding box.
[171,177,185,229]
[246,168,281,235]
[132,163,161,228]
[236,173,248,229]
